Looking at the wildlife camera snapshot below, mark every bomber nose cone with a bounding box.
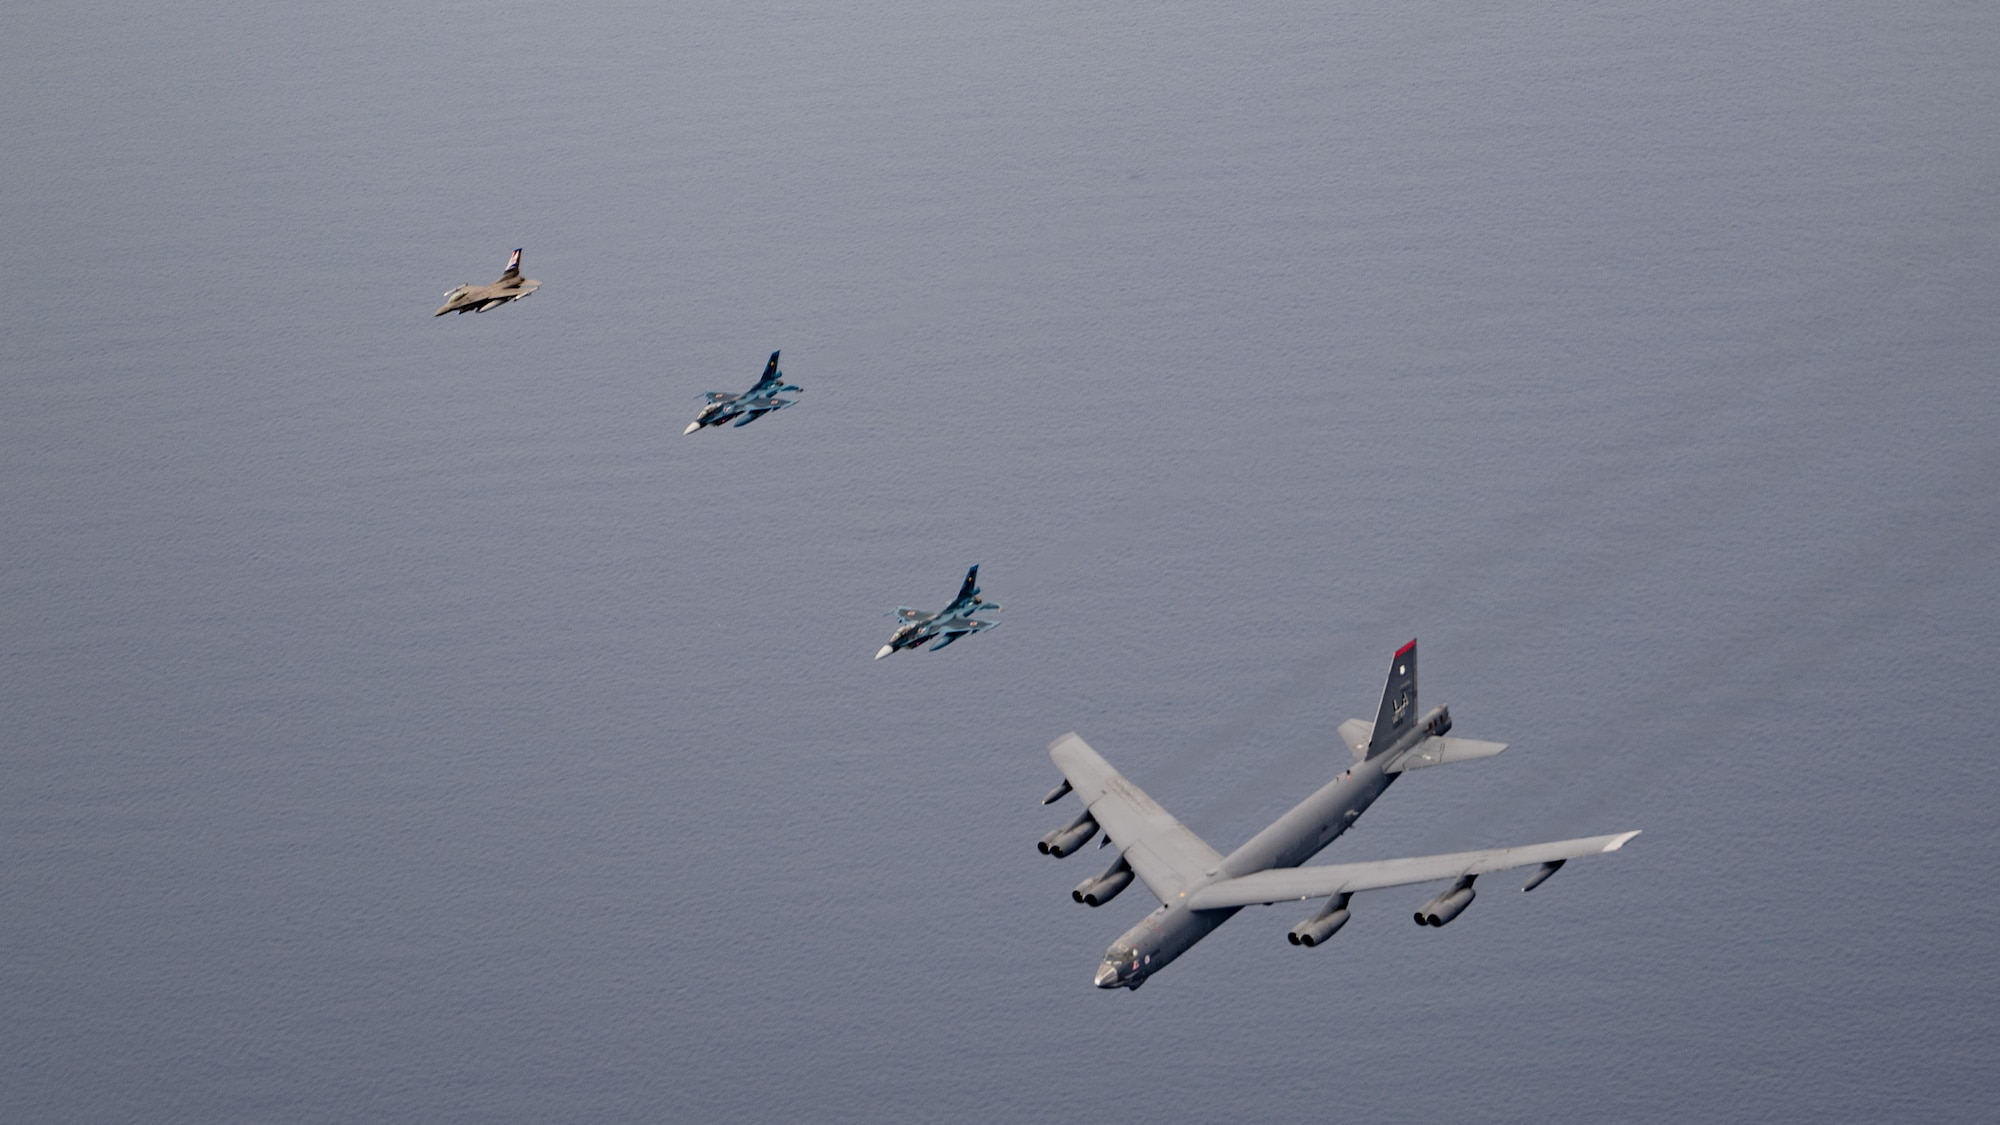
[682,421,701,435]
[1093,963,1121,989]
[874,645,894,660]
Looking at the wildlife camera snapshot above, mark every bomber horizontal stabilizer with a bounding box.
[1385,736,1509,773]
[1338,719,1373,762]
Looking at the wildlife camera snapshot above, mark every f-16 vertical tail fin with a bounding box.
[1367,639,1419,758]
[755,351,782,388]
[502,248,522,278]
[955,565,980,605]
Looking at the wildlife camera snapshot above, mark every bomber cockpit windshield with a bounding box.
[1096,943,1144,988]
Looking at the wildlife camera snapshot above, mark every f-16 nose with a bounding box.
[1093,963,1121,988]
[874,645,894,660]
[682,421,701,435]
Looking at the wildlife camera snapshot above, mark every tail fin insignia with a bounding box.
[1367,639,1419,757]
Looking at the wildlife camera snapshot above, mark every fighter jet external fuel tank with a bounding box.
[1036,640,1641,989]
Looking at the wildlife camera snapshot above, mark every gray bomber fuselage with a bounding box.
[1096,727,1420,989]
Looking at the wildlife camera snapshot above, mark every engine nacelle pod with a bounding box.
[1522,859,1564,893]
[1072,858,1134,907]
[1287,894,1354,947]
[1039,811,1099,857]
[1415,876,1477,927]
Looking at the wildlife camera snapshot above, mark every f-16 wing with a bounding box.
[1184,831,1640,910]
[730,397,798,426]
[1048,733,1223,903]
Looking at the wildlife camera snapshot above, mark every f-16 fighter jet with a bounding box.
[874,565,1000,659]
[683,351,804,434]
[435,249,541,316]
[1036,639,1640,989]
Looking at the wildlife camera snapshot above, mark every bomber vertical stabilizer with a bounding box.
[1367,639,1419,758]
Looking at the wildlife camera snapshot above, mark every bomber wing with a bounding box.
[1184,831,1640,910]
[1047,733,1224,903]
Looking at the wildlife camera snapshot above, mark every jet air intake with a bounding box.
[1415,876,1477,927]
[1039,811,1099,857]
[1287,893,1353,947]
[1072,858,1133,907]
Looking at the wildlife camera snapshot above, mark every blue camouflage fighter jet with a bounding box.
[875,566,1001,659]
[684,351,804,433]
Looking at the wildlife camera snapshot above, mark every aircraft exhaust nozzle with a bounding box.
[1289,909,1351,947]
[1416,877,1477,927]
[1522,859,1565,893]
[1039,811,1099,857]
[874,645,894,660]
[1289,893,1353,947]
[1072,858,1133,907]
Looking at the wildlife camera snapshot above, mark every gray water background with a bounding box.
[4,1,1998,1120]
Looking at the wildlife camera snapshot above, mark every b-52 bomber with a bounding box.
[683,351,804,434]
[1036,640,1639,990]
[875,565,1000,659]
[435,249,541,316]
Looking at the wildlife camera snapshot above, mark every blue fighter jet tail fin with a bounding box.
[955,565,980,605]
[1366,640,1419,758]
[754,351,781,388]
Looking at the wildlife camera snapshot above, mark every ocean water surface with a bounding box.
[3,2,1997,1120]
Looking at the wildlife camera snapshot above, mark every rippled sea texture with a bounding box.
[5,2,1997,1121]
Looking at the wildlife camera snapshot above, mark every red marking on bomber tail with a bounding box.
[1394,638,1417,657]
